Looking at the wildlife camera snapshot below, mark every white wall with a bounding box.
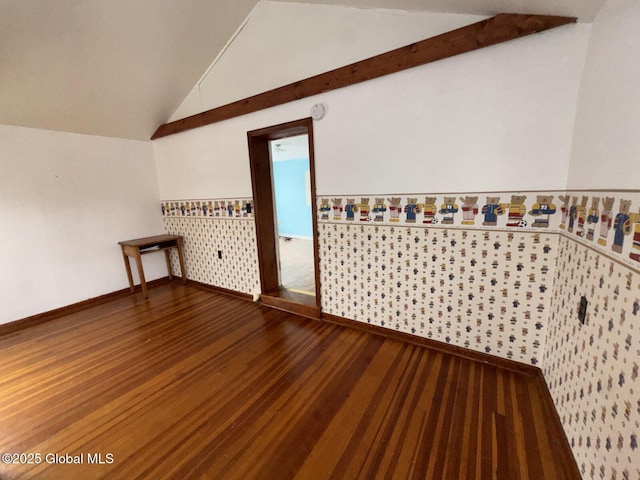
[154,21,590,198]
[0,124,166,325]
[171,2,484,120]
[568,0,640,189]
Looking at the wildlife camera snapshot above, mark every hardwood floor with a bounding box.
[0,282,578,479]
[278,237,315,295]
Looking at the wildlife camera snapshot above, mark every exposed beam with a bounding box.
[151,13,576,140]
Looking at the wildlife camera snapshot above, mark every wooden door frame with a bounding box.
[247,117,321,314]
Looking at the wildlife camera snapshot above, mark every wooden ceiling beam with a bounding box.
[151,13,576,140]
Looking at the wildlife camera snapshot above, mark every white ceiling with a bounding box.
[281,0,607,20]
[0,0,607,141]
[0,0,257,140]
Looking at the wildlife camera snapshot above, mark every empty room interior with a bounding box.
[1,0,639,479]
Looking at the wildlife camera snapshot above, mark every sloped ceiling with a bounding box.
[169,2,486,121]
[0,0,607,140]
[0,0,257,140]
[281,0,607,20]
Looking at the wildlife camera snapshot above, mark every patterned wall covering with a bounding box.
[544,236,640,480]
[318,193,561,230]
[558,191,640,272]
[318,190,640,478]
[161,190,640,478]
[162,199,259,295]
[162,192,640,480]
[319,223,557,364]
[161,199,254,219]
[318,191,640,271]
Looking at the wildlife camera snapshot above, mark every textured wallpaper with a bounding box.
[544,236,640,480]
[163,216,259,295]
[318,223,556,365]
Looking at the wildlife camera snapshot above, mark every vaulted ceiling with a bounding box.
[0,0,607,140]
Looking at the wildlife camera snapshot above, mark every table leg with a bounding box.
[134,251,148,299]
[177,239,187,284]
[121,249,135,293]
[164,250,173,280]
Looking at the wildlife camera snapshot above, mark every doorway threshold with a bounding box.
[260,288,320,319]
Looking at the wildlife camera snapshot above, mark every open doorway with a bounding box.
[247,118,320,318]
[271,134,315,295]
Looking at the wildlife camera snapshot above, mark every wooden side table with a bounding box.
[118,234,186,299]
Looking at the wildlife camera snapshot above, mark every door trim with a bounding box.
[247,117,321,315]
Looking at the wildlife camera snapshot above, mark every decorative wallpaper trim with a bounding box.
[161,198,254,219]
[558,191,640,273]
[319,192,563,229]
[319,188,640,196]
[318,191,640,271]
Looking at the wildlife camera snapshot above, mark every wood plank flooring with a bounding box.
[0,282,578,479]
[278,237,315,294]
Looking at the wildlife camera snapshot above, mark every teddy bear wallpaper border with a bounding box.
[161,198,254,220]
[317,191,640,273]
